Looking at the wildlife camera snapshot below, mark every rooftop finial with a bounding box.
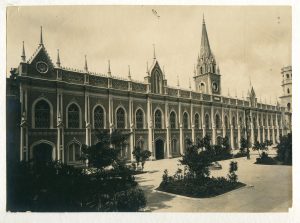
[189,78,191,89]
[153,44,156,60]
[163,65,166,79]
[228,88,230,97]
[193,64,196,76]
[21,41,26,62]
[203,13,205,24]
[128,65,131,80]
[146,61,150,76]
[177,75,180,87]
[39,26,43,46]
[84,55,88,72]
[108,60,111,76]
[56,49,61,67]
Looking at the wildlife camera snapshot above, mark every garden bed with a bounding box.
[157,177,246,198]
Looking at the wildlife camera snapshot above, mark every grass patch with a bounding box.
[157,177,246,198]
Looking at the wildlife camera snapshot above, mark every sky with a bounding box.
[6,6,291,104]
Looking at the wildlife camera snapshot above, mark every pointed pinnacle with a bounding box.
[128,65,131,79]
[146,61,150,75]
[56,49,61,67]
[203,13,205,24]
[108,60,111,76]
[189,78,191,89]
[21,41,26,62]
[153,44,156,60]
[39,26,43,46]
[177,75,180,87]
[84,55,88,72]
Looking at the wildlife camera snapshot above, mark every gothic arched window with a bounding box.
[215,114,221,129]
[68,104,80,128]
[155,110,162,129]
[94,106,104,129]
[183,112,189,129]
[116,107,125,129]
[205,114,210,129]
[194,113,200,129]
[170,111,176,129]
[35,100,50,128]
[136,109,144,129]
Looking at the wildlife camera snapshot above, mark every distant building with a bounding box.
[7,18,291,164]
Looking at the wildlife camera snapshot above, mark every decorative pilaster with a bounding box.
[276,113,280,143]
[257,113,261,143]
[229,108,234,148]
[179,102,184,154]
[85,93,91,146]
[147,97,153,159]
[222,107,226,138]
[250,110,255,145]
[129,97,134,161]
[165,102,171,158]
[201,104,206,137]
[211,106,216,145]
[57,89,64,162]
[237,110,241,149]
[109,95,114,133]
[191,104,195,143]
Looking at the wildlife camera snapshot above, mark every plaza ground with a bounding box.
[135,150,292,212]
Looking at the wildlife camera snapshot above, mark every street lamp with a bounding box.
[245,108,251,160]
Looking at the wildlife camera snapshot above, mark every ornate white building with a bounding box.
[7,18,292,164]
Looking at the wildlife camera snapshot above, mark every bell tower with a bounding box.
[194,16,221,95]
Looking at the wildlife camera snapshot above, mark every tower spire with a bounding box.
[21,41,26,62]
[39,26,43,46]
[56,49,61,67]
[200,15,212,58]
[84,55,88,72]
[108,60,111,76]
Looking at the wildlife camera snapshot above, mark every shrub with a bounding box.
[277,133,292,165]
[132,147,152,170]
[227,161,238,183]
[255,152,276,165]
[239,137,249,154]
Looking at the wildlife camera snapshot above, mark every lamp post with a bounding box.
[245,108,251,160]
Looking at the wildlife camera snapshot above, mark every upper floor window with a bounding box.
[35,100,50,128]
[215,114,221,129]
[170,111,176,129]
[116,107,125,129]
[205,114,210,129]
[183,112,189,129]
[94,106,104,129]
[136,109,144,129]
[155,110,162,129]
[68,104,80,128]
[194,113,200,129]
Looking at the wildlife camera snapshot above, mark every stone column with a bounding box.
[237,110,241,149]
[109,94,114,133]
[179,102,184,154]
[250,110,255,145]
[20,85,28,161]
[191,104,195,143]
[201,104,206,137]
[147,97,153,159]
[129,97,134,161]
[85,93,91,146]
[229,108,234,148]
[211,106,216,145]
[222,107,226,138]
[165,102,171,158]
[257,113,261,143]
[267,114,271,141]
[276,113,280,143]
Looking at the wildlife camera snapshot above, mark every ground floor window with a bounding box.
[68,142,81,163]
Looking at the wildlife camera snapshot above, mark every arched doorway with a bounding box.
[32,143,53,163]
[155,139,164,160]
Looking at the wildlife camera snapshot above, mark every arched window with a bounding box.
[68,142,81,163]
[170,111,176,129]
[94,106,104,129]
[194,113,200,129]
[225,116,229,129]
[287,103,291,111]
[68,104,80,128]
[152,70,162,94]
[200,82,205,92]
[171,138,177,153]
[155,110,162,129]
[232,116,236,129]
[287,88,290,94]
[135,109,144,129]
[286,74,289,79]
[205,114,210,129]
[35,100,50,128]
[215,114,221,129]
[183,112,189,129]
[116,107,125,129]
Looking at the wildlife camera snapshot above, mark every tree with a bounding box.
[227,161,238,183]
[239,137,248,154]
[277,133,292,165]
[252,141,268,158]
[222,136,230,152]
[132,146,151,170]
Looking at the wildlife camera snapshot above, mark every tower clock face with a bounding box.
[212,82,219,92]
[36,61,48,73]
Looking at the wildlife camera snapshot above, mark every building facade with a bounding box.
[7,18,292,164]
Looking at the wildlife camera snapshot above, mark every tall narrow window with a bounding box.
[68,104,80,128]
[205,114,210,129]
[183,112,189,129]
[155,110,162,129]
[215,114,221,129]
[136,109,144,129]
[94,106,104,129]
[68,142,81,163]
[116,108,125,129]
[225,116,229,129]
[232,116,236,129]
[171,139,177,153]
[170,111,176,129]
[35,100,50,128]
[194,113,200,129]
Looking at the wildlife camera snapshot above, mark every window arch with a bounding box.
[94,105,104,129]
[215,113,221,129]
[116,107,126,129]
[183,112,189,129]
[205,114,210,129]
[194,113,200,129]
[170,111,176,129]
[68,141,81,163]
[154,109,163,129]
[232,116,236,129]
[199,82,205,92]
[225,115,229,129]
[68,103,80,128]
[35,100,50,128]
[135,109,144,129]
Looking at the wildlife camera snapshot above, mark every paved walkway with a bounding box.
[135,152,292,212]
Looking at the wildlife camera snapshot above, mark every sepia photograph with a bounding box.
[4,4,294,218]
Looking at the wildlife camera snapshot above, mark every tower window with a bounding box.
[286,74,289,79]
[287,88,290,94]
[287,103,291,111]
